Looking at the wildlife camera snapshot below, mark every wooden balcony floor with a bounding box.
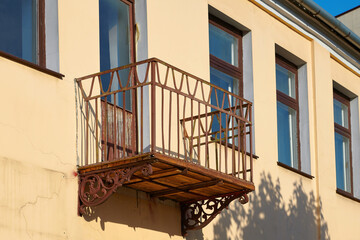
[78,153,255,203]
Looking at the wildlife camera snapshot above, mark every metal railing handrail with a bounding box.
[76,58,252,105]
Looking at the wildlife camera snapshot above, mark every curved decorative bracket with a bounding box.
[181,190,249,236]
[78,163,153,215]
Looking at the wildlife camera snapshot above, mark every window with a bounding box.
[333,90,353,193]
[0,0,45,66]
[276,56,300,170]
[99,0,134,110]
[209,16,242,141]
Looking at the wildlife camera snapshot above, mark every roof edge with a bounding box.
[286,0,360,52]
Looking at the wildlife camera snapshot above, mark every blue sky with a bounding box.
[312,0,359,16]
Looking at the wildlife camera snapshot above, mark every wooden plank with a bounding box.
[127,168,184,184]
[154,153,255,190]
[127,181,168,192]
[134,174,208,199]
[161,192,202,202]
[221,182,247,191]
[184,171,213,182]
[78,154,154,174]
[123,178,142,185]
[152,161,175,170]
[151,179,223,198]
[148,168,183,179]
[154,174,201,188]
[191,184,243,196]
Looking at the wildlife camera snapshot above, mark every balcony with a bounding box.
[76,58,255,235]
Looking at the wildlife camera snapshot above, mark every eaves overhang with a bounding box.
[257,0,360,71]
[288,0,360,51]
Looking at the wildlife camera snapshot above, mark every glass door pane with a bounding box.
[99,0,131,110]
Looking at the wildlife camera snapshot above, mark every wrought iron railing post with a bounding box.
[85,100,89,166]
[151,61,156,154]
[249,104,253,182]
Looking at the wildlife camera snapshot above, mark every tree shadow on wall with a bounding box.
[211,172,330,240]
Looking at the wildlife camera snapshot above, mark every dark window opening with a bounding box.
[99,0,134,111]
[0,0,45,66]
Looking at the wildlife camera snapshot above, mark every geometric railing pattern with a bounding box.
[76,58,253,181]
[76,58,254,235]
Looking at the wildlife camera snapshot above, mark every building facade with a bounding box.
[0,0,360,239]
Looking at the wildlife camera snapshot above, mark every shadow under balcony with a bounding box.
[76,58,255,235]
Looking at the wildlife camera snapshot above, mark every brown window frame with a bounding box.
[38,0,46,67]
[209,15,243,97]
[333,90,353,195]
[123,0,135,64]
[276,55,301,171]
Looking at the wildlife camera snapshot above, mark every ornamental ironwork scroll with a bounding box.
[181,190,249,236]
[78,163,153,215]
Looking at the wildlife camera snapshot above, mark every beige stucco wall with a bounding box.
[0,0,360,239]
[146,0,360,239]
[0,0,184,239]
[146,0,210,81]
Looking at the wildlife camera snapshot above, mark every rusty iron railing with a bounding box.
[76,58,253,182]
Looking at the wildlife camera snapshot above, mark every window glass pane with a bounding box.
[276,64,296,98]
[334,99,349,128]
[100,0,131,110]
[335,132,351,192]
[210,67,238,98]
[277,101,298,169]
[210,67,239,141]
[0,0,37,63]
[209,23,238,67]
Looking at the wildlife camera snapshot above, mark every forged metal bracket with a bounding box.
[78,163,153,215]
[181,190,249,236]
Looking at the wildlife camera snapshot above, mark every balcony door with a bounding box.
[99,0,135,161]
[209,16,242,144]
